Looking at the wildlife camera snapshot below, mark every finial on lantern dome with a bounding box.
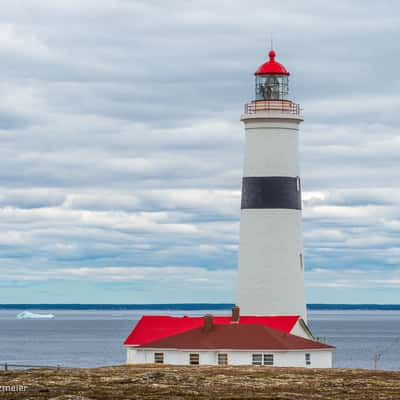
[269,50,276,61]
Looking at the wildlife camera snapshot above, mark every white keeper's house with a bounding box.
[123,48,335,367]
[124,307,334,367]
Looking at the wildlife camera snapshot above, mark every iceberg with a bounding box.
[17,311,55,319]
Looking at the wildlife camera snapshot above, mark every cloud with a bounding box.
[0,265,236,284]
[306,267,400,290]
[0,0,399,303]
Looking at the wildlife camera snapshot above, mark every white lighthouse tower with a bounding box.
[123,48,337,364]
[236,49,307,322]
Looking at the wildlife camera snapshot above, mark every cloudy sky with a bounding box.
[0,0,399,304]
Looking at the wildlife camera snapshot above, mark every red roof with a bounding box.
[141,323,334,351]
[255,50,290,76]
[124,315,300,346]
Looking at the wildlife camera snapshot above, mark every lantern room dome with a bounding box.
[255,50,290,76]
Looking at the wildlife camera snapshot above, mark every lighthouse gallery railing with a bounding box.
[244,100,300,115]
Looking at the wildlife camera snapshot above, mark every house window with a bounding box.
[300,253,304,269]
[305,353,311,366]
[218,353,228,365]
[263,354,274,366]
[154,352,164,364]
[252,354,262,365]
[189,353,200,365]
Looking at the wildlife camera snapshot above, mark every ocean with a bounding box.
[1,305,400,370]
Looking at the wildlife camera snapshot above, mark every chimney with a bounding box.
[203,314,213,332]
[231,305,240,323]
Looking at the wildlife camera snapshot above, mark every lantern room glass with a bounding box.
[255,74,289,101]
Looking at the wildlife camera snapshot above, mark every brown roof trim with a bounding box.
[140,323,335,351]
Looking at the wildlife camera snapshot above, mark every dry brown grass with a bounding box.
[1,364,400,399]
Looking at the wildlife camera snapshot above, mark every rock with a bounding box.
[142,372,163,380]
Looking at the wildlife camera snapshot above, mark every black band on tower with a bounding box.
[241,177,302,210]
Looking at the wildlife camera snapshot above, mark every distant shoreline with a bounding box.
[1,303,400,311]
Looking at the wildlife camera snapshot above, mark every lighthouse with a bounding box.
[236,49,307,322]
[123,48,336,365]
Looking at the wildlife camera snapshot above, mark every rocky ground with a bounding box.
[1,364,400,399]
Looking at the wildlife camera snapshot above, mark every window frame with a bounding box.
[154,352,164,364]
[252,353,263,366]
[255,75,289,101]
[305,353,311,366]
[217,353,228,365]
[263,354,274,366]
[189,353,200,365]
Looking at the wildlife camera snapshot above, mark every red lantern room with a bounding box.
[244,49,300,115]
[254,50,289,101]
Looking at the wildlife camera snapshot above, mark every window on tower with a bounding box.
[296,176,301,191]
